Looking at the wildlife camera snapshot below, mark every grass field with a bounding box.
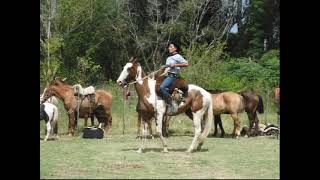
[40,96,280,179]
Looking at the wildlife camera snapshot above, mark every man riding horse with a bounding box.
[159,42,189,114]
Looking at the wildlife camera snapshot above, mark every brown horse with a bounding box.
[41,77,113,136]
[117,57,213,153]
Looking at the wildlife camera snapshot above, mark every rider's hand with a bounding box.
[161,65,167,70]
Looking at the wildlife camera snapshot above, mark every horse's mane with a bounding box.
[205,89,226,94]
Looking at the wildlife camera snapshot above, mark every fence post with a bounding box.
[122,86,129,135]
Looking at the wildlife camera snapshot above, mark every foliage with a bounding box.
[40,0,280,94]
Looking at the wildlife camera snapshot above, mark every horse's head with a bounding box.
[41,77,67,103]
[116,57,142,87]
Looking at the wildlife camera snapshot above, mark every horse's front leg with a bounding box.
[44,121,51,141]
[137,119,148,153]
[213,115,218,137]
[68,113,76,136]
[156,102,168,153]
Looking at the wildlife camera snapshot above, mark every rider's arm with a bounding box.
[170,62,189,68]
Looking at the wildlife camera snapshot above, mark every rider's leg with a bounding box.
[160,76,176,112]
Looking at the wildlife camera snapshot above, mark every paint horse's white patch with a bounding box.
[136,65,143,85]
[188,84,212,108]
[116,62,133,83]
[142,76,166,112]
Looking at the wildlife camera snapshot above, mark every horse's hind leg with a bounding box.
[162,116,171,137]
[147,119,154,139]
[136,113,141,138]
[90,114,95,126]
[155,110,168,153]
[251,112,260,136]
[187,112,202,153]
[52,120,59,140]
[231,113,241,139]
[247,112,255,137]
[213,115,219,137]
[84,117,88,127]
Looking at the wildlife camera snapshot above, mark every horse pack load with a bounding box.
[82,126,104,139]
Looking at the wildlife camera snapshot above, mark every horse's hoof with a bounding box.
[136,149,143,153]
[162,148,169,153]
[212,133,217,137]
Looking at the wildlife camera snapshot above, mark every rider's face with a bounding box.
[168,44,177,54]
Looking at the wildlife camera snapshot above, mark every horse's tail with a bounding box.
[200,96,213,139]
[52,105,59,122]
[52,105,59,134]
[257,95,264,114]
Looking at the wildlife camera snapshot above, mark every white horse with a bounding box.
[40,102,59,141]
[116,58,213,153]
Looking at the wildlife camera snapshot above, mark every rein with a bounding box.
[128,68,165,85]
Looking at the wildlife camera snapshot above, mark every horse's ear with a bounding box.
[129,56,138,64]
[62,77,67,82]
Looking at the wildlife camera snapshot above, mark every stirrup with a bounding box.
[166,104,177,115]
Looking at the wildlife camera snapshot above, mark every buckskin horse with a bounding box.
[116,57,213,153]
[208,89,264,137]
[41,77,113,136]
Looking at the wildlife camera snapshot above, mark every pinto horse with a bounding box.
[41,77,113,136]
[40,102,59,141]
[116,57,213,153]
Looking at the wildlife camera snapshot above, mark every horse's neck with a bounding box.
[54,85,75,108]
[133,68,151,98]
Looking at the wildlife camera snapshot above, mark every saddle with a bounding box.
[73,84,96,104]
[155,75,188,99]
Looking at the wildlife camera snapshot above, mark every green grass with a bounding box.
[40,97,279,179]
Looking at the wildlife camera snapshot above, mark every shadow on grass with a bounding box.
[121,147,208,153]
[40,137,58,141]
